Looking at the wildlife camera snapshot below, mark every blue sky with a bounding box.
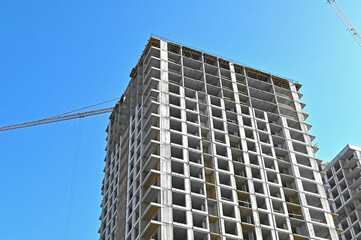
[0,1,360,239]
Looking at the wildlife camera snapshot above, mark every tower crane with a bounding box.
[2,2,359,131]
[0,107,114,132]
[327,0,361,47]
[0,97,120,132]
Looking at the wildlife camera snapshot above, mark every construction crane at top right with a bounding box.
[327,0,361,47]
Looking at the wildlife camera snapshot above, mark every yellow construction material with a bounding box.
[144,204,160,220]
[183,47,202,60]
[233,64,244,74]
[144,37,160,56]
[168,42,180,54]
[245,67,270,81]
[142,222,160,239]
[130,37,160,78]
[218,58,230,69]
[241,222,255,231]
[204,53,217,65]
[210,233,220,240]
[273,76,290,90]
[129,67,138,78]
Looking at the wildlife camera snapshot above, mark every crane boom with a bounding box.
[0,107,114,132]
[327,0,361,47]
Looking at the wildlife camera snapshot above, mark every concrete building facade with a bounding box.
[99,37,339,240]
[323,144,361,240]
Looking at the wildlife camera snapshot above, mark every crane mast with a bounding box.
[0,107,114,132]
[327,0,361,47]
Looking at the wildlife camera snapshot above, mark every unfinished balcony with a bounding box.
[295,155,312,168]
[171,146,183,161]
[281,174,296,191]
[292,142,308,155]
[217,158,230,172]
[207,84,222,98]
[141,201,162,238]
[230,139,242,152]
[261,145,273,157]
[222,78,233,91]
[215,145,228,158]
[218,172,232,188]
[191,195,206,212]
[184,75,205,91]
[251,98,278,115]
[170,119,182,133]
[286,118,302,131]
[256,195,268,209]
[170,107,181,120]
[264,157,276,170]
[274,85,292,100]
[285,190,301,209]
[187,123,199,138]
[191,180,205,196]
[272,199,286,215]
[248,76,273,93]
[223,88,235,102]
[277,94,295,109]
[224,220,238,237]
[239,94,251,106]
[142,168,160,195]
[246,141,257,154]
[228,121,240,136]
[188,136,201,151]
[299,166,315,181]
[234,162,246,177]
[220,188,234,204]
[144,66,161,86]
[144,56,161,76]
[170,132,183,147]
[205,63,218,76]
[302,181,319,195]
[144,43,160,64]
[185,99,197,113]
[249,87,275,103]
[190,165,204,180]
[168,44,181,60]
[193,212,208,230]
[183,51,202,70]
[279,106,299,121]
[309,208,327,224]
[171,160,184,175]
[237,82,248,96]
[173,226,188,240]
[313,224,333,239]
[187,111,199,124]
[290,219,308,240]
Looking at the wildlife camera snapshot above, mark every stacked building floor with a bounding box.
[323,145,361,240]
[99,37,342,240]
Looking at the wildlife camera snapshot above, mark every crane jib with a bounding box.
[0,107,114,132]
[328,0,361,47]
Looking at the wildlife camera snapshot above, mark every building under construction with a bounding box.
[323,144,361,240]
[98,37,339,240]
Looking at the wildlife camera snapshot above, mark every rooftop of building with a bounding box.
[323,144,361,170]
[110,35,303,121]
[129,35,302,91]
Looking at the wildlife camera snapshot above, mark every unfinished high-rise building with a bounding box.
[323,144,361,240]
[98,37,339,240]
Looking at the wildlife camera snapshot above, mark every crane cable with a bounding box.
[65,119,83,240]
[53,97,119,118]
[0,97,119,132]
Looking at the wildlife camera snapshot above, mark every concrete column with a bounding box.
[159,40,173,239]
